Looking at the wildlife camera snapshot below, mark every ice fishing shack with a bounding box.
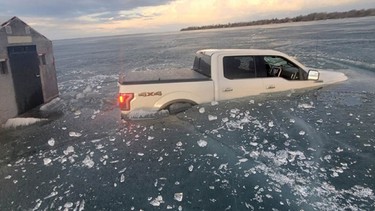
[0,16,58,124]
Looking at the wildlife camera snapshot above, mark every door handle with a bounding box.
[267,85,275,89]
[35,74,40,78]
[224,88,233,92]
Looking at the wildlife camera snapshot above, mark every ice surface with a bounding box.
[2,17,375,211]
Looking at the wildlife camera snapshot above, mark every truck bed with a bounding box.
[119,68,211,85]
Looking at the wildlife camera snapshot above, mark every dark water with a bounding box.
[0,17,374,210]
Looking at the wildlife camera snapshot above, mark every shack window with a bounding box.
[25,26,31,34]
[0,59,8,74]
[5,26,12,34]
[39,54,46,65]
[223,56,256,79]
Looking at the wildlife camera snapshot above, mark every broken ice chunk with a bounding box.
[268,121,274,127]
[120,174,125,183]
[197,140,208,147]
[176,142,183,147]
[174,193,183,202]
[43,158,52,166]
[63,146,75,155]
[298,103,315,109]
[48,138,55,146]
[82,156,95,168]
[69,132,82,137]
[64,202,74,208]
[150,196,164,206]
[208,115,217,121]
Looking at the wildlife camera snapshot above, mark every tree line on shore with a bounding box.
[180,8,375,31]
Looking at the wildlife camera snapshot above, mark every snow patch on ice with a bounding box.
[39,97,61,111]
[3,117,47,128]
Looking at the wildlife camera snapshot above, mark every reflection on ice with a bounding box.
[127,109,169,120]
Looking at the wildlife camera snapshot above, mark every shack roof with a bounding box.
[0,16,49,40]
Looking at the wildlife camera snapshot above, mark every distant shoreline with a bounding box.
[180,8,375,31]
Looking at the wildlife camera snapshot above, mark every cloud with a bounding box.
[0,0,175,20]
[1,0,372,39]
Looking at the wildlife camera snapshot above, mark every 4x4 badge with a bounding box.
[138,91,162,97]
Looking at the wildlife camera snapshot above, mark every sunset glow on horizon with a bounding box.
[1,0,373,39]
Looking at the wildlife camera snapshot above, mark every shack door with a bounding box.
[8,45,43,114]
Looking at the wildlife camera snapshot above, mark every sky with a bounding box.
[0,0,373,40]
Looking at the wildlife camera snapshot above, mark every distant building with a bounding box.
[0,16,58,124]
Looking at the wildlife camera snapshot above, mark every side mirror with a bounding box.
[308,69,320,80]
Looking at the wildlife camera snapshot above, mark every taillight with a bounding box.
[118,93,134,111]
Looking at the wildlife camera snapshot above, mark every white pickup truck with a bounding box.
[118,49,347,118]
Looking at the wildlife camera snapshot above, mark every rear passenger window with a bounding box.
[223,56,256,79]
[193,55,211,77]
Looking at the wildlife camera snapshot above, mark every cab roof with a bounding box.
[197,49,287,57]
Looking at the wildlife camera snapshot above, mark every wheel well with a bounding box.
[160,99,197,110]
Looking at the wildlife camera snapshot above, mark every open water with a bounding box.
[0,16,374,210]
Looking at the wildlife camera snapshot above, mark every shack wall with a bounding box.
[0,26,17,124]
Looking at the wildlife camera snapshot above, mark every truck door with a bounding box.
[217,56,266,101]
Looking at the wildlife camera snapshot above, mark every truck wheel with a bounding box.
[168,102,193,114]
